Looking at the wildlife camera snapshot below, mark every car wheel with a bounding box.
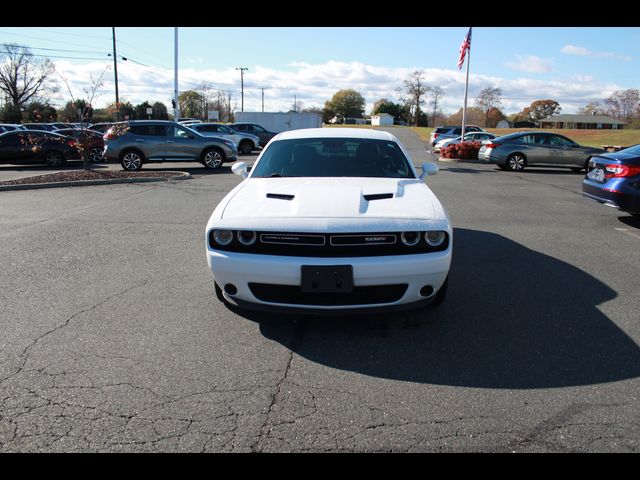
[120,150,143,171]
[505,153,527,171]
[45,150,66,168]
[239,140,253,155]
[202,148,225,169]
[89,147,103,163]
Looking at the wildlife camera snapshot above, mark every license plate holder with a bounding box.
[301,265,354,293]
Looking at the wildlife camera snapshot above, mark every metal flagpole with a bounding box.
[461,34,471,140]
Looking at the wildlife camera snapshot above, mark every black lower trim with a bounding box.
[248,283,408,306]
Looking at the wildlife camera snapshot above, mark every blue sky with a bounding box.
[1,26,638,115]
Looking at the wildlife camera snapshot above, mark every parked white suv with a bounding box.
[429,125,484,147]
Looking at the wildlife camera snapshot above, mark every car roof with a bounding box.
[275,128,396,141]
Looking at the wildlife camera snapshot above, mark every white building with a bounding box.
[371,113,394,126]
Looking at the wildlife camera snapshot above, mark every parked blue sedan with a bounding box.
[582,144,640,216]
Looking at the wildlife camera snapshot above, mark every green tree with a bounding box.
[61,99,93,123]
[324,89,365,121]
[179,90,205,119]
[372,98,410,123]
[152,101,169,120]
[134,101,154,120]
[24,101,57,122]
[525,100,562,123]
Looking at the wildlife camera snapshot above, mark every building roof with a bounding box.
[372,113,394,117]
[539,114,626,125]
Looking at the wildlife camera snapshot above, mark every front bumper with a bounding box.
[206,249,452,313]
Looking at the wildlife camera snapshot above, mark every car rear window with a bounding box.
[251,138,414,179]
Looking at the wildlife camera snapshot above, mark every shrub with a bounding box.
[441,141,482,159]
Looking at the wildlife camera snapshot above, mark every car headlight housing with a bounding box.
[237,230,257,245]
[425,231,446,247]
[400,231,421,246]
[212,229,233,246]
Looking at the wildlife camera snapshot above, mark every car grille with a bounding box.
[248,283,408,306]
[209,231,449,257]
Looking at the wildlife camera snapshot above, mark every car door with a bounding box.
[0,133,23,163]
[548,134,585,167]
[128,124,167,160]
[164,124,199,160]
[518,134,550,165]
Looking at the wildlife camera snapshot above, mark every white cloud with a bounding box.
[561,44,632,61]
[47,59,625,116]
[505,55,553,74]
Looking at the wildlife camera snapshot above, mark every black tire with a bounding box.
[505,152,527,171]
[202,147,225,169]
[45,150,66,168]
[239,140,253,155]
[89,147,103,163]
[120,149,144,171]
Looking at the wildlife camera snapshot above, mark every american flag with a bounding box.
[457,27,472,70]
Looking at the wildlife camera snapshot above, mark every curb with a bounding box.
[436,156,484,164]
[0,171,191,192]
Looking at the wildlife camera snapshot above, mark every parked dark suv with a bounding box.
[231,123,277,147]
[102,120,238,171]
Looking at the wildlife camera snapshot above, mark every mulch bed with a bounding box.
[0,169,181,186]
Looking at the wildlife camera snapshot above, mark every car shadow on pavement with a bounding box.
[240,227,640,389]
[617,215,640,230]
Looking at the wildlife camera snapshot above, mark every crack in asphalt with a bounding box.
[0,280,149,389]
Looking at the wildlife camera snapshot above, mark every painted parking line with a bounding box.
[615,227,640,240]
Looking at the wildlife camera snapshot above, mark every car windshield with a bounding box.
[251,138,415,179]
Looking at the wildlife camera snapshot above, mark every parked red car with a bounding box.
[56,128,105,162]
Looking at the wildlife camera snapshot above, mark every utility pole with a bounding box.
[235,67,248,112]
[260,87,265,112]
[112,27,119,121]
[174,27,181,120]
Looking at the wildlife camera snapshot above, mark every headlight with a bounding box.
[400,231,421,246]
[237,230,257,245]
[425,231,446,247]
[212,229,233,246]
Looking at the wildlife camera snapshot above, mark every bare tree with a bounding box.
[475,87,503,127]
[0,43,56,113]
[56,64,110,169]
[401,70,428,127]
[604,89,640,123]
[426,86,444,128]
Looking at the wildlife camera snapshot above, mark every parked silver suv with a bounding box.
[102,120,238,171]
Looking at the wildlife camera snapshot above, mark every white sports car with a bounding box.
[205,128,452,314]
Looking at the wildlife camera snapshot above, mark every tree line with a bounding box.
[3,45,640,128]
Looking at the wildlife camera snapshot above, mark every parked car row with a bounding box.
[0,130,81,167]
[431,125,639,218]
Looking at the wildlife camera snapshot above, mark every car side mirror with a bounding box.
[420,162,439,181]
[231,161,248,178]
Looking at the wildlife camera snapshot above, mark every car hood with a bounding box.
[218,177,447,226]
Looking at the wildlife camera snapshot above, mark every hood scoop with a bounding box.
[363,193,394,201]
[267,193,295,201]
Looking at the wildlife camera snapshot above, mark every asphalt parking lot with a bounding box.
[1,128,639,452]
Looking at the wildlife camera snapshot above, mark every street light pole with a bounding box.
[235,67,248,112]
[112,27,119,121]
[174,27,181,120]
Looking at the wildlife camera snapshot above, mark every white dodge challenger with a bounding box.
[205,128,452,314]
